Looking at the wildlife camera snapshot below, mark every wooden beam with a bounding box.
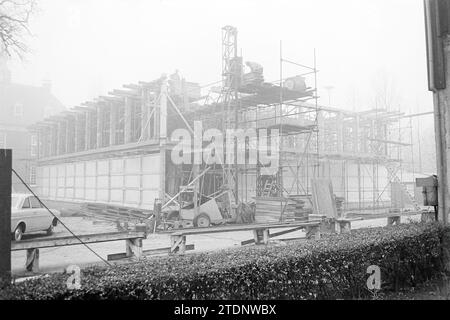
[11,231,146,251]
[123,84,141,90]
[124,97,132,144]
[96,105,103,149]
[241,226,304,245]
[85,110,91,150]
[109,89,139,97]
[56,122,62,155]
[65,119,71,154]
[70,114,76,153]
[171,221,321,237]
[36,138,160,163]
[99,96,123,103]
[140,90,148,141]
[110,102,117,146]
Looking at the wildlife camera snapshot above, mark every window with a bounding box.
[30,134,38,157]
[0,132,5,149]
[29,196,42,208]
[14,103,23,117]
[29,165,37,185]
[22,198,31,209]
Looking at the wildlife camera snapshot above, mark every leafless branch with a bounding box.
[0,0,36,59]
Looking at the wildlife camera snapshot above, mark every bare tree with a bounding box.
[0,0,36,58]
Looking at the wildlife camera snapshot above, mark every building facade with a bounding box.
[0,52,65,191]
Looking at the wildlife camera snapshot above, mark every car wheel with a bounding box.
[46,224,54,236]
[193,213,211,228]
[13,224,24,241]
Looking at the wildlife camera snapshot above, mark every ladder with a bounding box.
[386,164,421,211]
[262,178,277,197]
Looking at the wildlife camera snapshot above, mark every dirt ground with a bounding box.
[11,214,422,277]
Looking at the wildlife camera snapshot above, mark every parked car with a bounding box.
[10,193,61,241]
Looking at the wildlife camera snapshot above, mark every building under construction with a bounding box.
[27,26,424,227]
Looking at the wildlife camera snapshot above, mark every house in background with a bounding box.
[0,51,65,191]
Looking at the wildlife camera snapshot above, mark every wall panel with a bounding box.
[36,153,162,208]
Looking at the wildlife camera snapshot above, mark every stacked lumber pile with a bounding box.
[80,203,153,230]
[287,195,312,222]
[254,197,293,223]
[255,196,313,223]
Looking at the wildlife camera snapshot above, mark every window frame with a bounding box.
[22,197,31,209]
[29,165,37,185]
[29,196,42,208]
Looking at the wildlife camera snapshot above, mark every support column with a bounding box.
[140,89,148,142]
[96,105,103,149]
[336,112,344,154]
[433,37,450,225]
[424,1,450,273]
[0,149,12,282]
[56,122,62,155]
[152,93,158,139]
[65,119,71,154]
[110,103,117,146]
[85,111,91,150]
[354,115,360,153]
[124,97,132,144]
[74,114,79,153]
[159,79,168,201]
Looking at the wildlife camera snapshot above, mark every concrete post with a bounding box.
[433,36,450,225]
[0,149,12,282]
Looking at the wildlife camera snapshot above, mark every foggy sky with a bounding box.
[8,0,432,115]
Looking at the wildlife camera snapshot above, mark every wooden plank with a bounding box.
[170,235,186,253]
[126,238,143,259]
[11,231,146,251]
[107,244,195,261]
[346,211,421,220]
[311,179,338,218]
[172,221,321,237]
[241,226,304,245]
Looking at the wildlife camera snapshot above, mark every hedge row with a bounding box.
[1,222,448,300]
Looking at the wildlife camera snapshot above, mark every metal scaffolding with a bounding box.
[27,26,427,224]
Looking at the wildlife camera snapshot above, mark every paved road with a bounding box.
[11,214,422,277]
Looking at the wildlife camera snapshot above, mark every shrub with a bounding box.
[1,222,448,300]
